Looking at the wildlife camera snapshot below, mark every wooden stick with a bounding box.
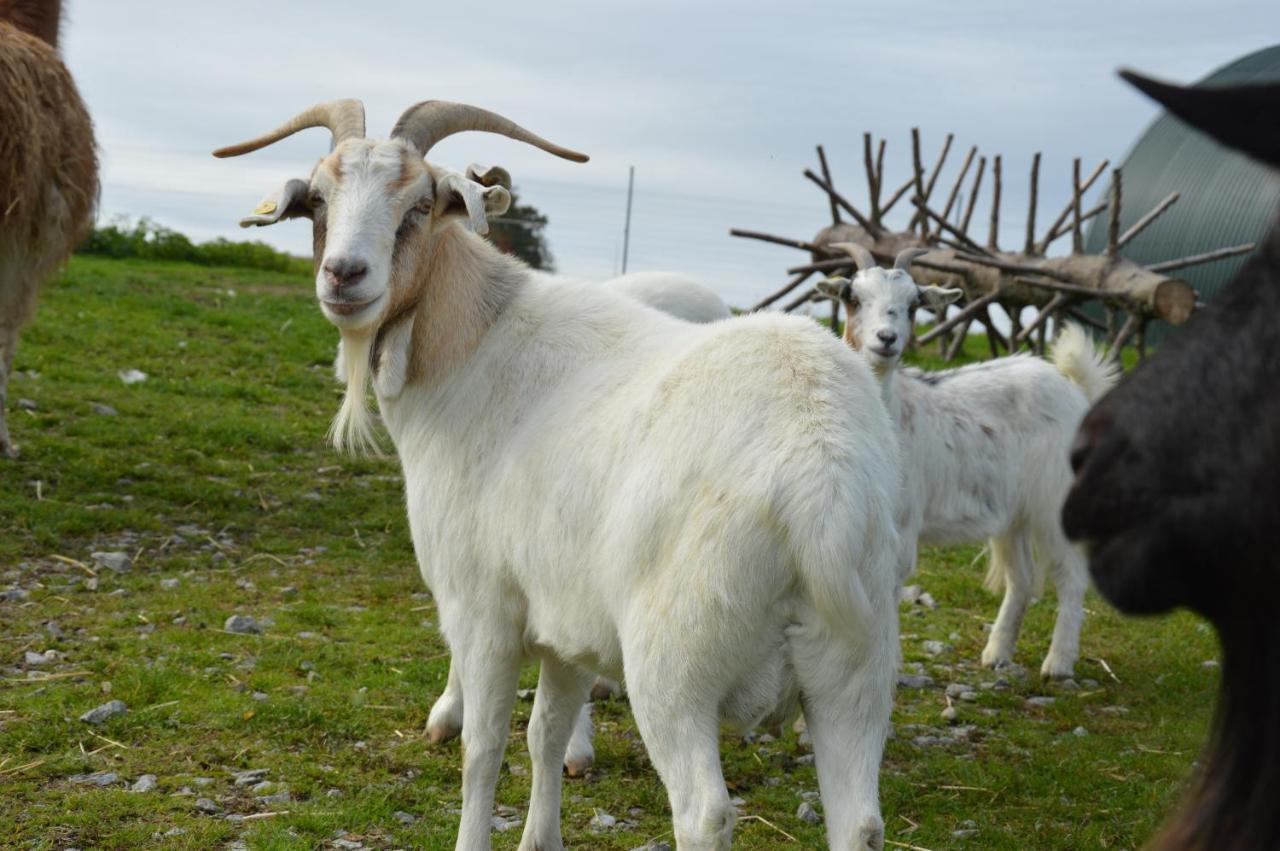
[1066,306,1107,332]
[960,155,986,235]
[817,145,841,226]
[1106,168,1122,256]
[876,138,886,215]
[1117,192,1180,249]
[909,128,927,233]
[978,307,1009,354]
[1146,242,1257,272]
[1047,201,1107,244]
[1012,275,1113,300]
[830,297,840,332]
[1015,293,1070,346]
[1025,151,1041,255]
[913,198,991,256]
[1109,312,1142,357]
[936,145,978,238]
[863,133,881,224]
[922,134,954,203]
[729,228,825,254]
[954,252,1074,283]
[751,270,816,312]
[945,316,973,360]
[783,286,818,312]
[1136,318,1148,360]
[917,292,1000,344]
[1037,158,1110,253]
[786,258,858,276]
[803,169,882,236]
[1072,158,1084,254]
[881,175,916,217]
[988,155,1002,251]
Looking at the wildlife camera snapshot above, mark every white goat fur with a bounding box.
[820,262,1116,678]
[226,122,904,851]
[602,271,732,322]
[426,269,728,775]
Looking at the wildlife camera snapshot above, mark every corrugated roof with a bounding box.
[1083,44,1280,339]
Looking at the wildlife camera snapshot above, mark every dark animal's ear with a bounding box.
[1120,69,1280,169]
[238,179,311,227]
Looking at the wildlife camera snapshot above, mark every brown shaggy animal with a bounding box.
[0,0,97,458]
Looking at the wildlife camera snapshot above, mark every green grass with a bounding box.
[0,257,1217,849]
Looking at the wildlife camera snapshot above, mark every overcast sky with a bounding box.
[62,1,1278,308]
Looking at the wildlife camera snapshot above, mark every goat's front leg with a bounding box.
[454,637,522,851]
[426,657,465,743]
[518,655,593,851]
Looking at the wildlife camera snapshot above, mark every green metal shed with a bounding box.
[1083,44,1280,340]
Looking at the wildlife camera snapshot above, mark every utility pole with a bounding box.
[621,165,635,274]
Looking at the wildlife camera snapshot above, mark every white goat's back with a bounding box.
[602,271,732,323]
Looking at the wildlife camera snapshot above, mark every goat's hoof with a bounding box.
[847,815,884,850]
[980,648,1013,669]
[590,679,621,701]
[1040,657,1076,680]
[563,754,594,777]
[424,718,461,744]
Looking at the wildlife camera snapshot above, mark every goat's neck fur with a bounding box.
[331,225,524,453]
[0,0,62,47]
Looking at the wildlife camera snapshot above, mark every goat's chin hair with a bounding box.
[328,329,383,457]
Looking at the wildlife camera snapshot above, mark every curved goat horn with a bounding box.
[829,241,878,271]
[213,99,366,158]
[391,100,589,163]
[894,247,930,271]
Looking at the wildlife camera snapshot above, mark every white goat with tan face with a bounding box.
[818,244,1116,679]
[217,100,903,851]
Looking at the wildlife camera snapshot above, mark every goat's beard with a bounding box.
[328,328,383,456]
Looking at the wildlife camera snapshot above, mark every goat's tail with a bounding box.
[1052,322,1119,404]
[791,476,901,649]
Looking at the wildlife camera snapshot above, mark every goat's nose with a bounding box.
[323,257,368,290]
[876,329,899,346]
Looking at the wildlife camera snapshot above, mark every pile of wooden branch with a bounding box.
[733,131,1256,360]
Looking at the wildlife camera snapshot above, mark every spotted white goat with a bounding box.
[817,244,1116,678]
[217,100,903,851]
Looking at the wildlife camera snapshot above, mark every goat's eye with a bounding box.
[412,198,432,216]
[308,191,325,209]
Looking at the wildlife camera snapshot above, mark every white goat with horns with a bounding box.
[817,243,1116,678]
[216,100,903,851]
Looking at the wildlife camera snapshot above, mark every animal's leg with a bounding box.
[453,637,521,851]
[626,656,734,850]
[981,532,1035,669]
[426,656,465,744]
[1041,542,1088,679]
[517,655,592,851]
[0,325,19,460]
[792,621,894,850]
[562,702,594,777]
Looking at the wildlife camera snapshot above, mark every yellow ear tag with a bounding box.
[253,200,278,216]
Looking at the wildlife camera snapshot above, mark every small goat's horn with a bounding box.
[829,241,877,271]
[213,99,366,157]
[894,248,930,271]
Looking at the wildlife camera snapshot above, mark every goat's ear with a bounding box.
[465,163,513,191]
[815,277,851,301]
[238,178,310,228]
[917,285,964,310]
[1121,69,1280,169]
[434,172,512,236]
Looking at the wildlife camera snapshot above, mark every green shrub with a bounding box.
[78,216,311,275]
